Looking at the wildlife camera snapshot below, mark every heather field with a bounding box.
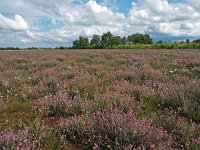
[0,49,200,150]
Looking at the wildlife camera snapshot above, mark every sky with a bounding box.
[0,0,200,47]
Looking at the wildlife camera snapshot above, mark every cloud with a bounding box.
[86,0,125,26]
[129,0,200,36]
[21,0,127,43]
[0,13,29,31]
[57,0,125,27]
[0,0,200,47]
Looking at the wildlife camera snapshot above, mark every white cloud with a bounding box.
[0,13,29,31]
[86,0,125,26]
[20,38,30,44]
[20,0,127,43]
[129,0,200,36]
[57,0,125,27]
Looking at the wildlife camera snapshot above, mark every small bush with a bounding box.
[161,85,200,122]
[116,73,135,83]
[67,84,80,100]
[67,83,95,100]
[0,82,11,98]
[60,109,168,149]
[48,101,83,118]
[45,79,58,95]
[0,129,39,150]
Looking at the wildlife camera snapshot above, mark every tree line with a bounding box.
[72,32,153,49]
[1,32,200,50]
[71,32,200,49]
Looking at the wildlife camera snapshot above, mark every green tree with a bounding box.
[79,36,90,49]
[193,39,200,43]
[111,36,121,46]
[59,46,65,49]
[128,33,152,44]
[73,40,80,48]
[101,31,113,48]
[90,34,101,48]
[157,40,163,44]
[144,34,153,44]
[121,36,127,45]
[186,39,190,43]
[73,36,90,49]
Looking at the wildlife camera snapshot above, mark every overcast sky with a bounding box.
[0,0,200,47]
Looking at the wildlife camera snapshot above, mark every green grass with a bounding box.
[0,101,34,129]
[191,70,200,79]
[2,101,31,114]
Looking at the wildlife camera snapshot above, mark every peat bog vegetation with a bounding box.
[0,49,200,149]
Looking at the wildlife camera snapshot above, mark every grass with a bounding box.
[0,101,33,129]
[2,101,31,114]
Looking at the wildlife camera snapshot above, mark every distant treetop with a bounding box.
[72,32,153,49]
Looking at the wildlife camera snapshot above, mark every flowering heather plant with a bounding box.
[190,138,200,149]
[0,130,38,150]
[60,109,168,149]
[1,49,200,149]
[161,81,200,122]
[33,92,84,118]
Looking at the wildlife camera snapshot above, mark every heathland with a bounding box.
[0,49,200,149]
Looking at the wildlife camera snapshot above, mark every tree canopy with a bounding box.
[101,31,113,48]
[72,32,153,49]
[73,36,90,49]
[128,33,153,44]
[90,34,101,49]
[70,31,200,49]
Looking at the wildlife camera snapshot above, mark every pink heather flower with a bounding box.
[193,138,200,144]
[150,144,156,149]
[23,139,27,143]
[93,143,99,149]
[140,131,146,136]
[118,128,123,132]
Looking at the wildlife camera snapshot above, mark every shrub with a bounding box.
[0,129,39,150]
[47,101,83,118]
[45,79,58,95]
[67,84,82,100]
[60,109,168,149]
[0,82,11,99]
[161,84,200,122]
[67,83,95,100]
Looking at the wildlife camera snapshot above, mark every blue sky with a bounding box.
[0,0,200,47]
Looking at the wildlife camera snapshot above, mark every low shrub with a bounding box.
[60,109,168,149]
[48,101,83,117]
[45,79,58,95]
[161,84,200,122]
[0,129,39,150]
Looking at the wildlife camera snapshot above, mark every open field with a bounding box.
[0,49,200,149]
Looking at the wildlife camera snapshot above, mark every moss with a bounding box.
[2,101,31,114]
[0,101,34,129]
